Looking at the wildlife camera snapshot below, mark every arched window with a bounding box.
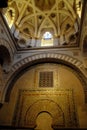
[43,32,52,39]
[41,32,53,46]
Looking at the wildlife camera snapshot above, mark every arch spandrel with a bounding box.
[0,53,87,103]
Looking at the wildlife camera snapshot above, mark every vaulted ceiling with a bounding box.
[3,0,82,48]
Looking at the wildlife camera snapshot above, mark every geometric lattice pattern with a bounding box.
[39,71,53,87]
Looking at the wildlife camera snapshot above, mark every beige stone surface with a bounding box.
[0,63,87,128]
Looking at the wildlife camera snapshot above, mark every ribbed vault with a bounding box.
[3,0,82,48]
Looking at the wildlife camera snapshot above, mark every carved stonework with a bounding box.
[3,53,87,103]
[13,89,78,128]
[34,65,58,88]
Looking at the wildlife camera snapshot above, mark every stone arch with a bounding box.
[35,112,53,130]
[1,53,87,102]
[0,44,11,72]
[0,38,14,63]
[24,99,64,129]
[11,53,85,75]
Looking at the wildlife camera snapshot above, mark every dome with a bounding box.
[3,0,82,48]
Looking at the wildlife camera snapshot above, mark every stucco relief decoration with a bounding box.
[4,0,82,48]
[13,89,78,128]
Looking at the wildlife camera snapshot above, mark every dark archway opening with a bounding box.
[0,45,11,71]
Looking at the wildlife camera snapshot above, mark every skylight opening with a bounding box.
[41,32,53,46]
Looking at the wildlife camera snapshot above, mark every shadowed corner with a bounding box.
[0,103,3,108]
[0,0,8,8]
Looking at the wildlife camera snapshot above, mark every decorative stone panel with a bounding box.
[13,89,78,128]
[11,53,85,77]
[1,53,87,103]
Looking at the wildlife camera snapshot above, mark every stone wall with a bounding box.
[0,63,86,128]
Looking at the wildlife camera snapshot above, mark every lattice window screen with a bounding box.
[39,71,53,87]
